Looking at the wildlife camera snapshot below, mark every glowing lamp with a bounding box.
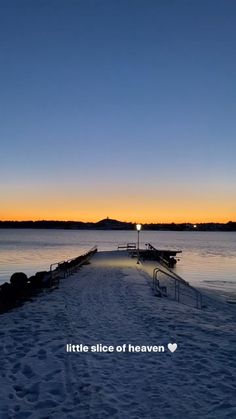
[136,223,142,263]
[136,224,142,231]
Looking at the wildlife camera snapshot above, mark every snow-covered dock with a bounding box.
[0,251,236,418]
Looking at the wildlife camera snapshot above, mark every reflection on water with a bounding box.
[0,229,236,297]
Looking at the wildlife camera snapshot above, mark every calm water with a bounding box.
[0,229,236,298]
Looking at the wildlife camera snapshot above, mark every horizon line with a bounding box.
[0,219,235,225]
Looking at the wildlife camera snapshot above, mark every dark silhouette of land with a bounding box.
[0,218,236,231]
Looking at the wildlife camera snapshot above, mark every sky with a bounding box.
[0,0,236,223]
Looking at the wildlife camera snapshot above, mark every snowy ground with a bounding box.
[0,251,236,419]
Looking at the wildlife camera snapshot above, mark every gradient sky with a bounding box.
[1,0,236,223]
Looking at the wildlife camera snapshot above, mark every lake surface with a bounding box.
[0,229,236,299]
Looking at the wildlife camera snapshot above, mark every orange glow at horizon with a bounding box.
[1,181,235,224]
[0,205,235,224]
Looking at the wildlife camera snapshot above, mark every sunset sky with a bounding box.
[1,0,236,223]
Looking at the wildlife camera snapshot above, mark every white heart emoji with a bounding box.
[168,343,177,353]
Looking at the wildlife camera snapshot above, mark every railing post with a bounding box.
[152,266,202,309]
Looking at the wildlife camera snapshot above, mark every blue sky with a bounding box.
[0,0,236,222]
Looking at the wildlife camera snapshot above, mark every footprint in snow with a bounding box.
[13,384,25,399]
[12,362,21,374]
[37,348,47,360]
[25,382,40,403]
[22,364,35,379]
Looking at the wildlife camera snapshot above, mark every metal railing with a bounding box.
[153,267,202,309]
[49,246,97,285]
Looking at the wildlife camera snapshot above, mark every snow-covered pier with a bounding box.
[1,251,236,418]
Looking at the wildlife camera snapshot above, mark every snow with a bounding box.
[0,250,236,418]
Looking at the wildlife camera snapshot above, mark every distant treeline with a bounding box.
[0,219,236,231]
